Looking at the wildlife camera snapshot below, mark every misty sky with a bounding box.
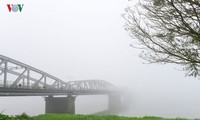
[0,0,200,119]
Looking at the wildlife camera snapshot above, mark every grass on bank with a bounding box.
[0,113,198,120]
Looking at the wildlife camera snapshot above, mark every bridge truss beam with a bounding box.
[0,55,117,96]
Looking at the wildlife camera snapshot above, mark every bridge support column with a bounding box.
[45,95,76,114]
[108,94,122,112]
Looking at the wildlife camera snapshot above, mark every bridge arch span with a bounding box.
[0,54,117,96]
[0,54,124,115]
[68,80,116,95]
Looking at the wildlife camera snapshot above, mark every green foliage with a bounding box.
[0,114,11,120]
[31,114,191,120]
[0,113,196,120]
[0,113,32,120]
[15,113,32,120]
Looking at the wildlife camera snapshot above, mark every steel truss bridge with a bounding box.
[0,54,128,115]
[0,54,117,96]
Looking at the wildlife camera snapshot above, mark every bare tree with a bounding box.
[123,0,200,77]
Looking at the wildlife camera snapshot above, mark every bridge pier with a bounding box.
[45,95,76,114]
[108,92,132,114]
[108,94,122,111]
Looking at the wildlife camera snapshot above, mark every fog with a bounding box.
[0,0,200,119]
